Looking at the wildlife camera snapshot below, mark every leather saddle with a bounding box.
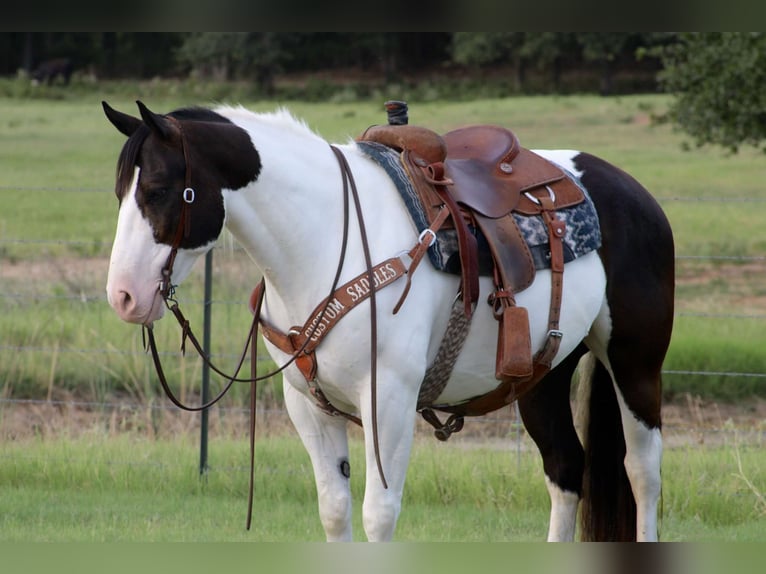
[357,121,586,416]
[359,123,584,293]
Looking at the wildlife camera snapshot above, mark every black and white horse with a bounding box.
[103,101,674,541]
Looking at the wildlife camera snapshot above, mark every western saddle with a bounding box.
[357,113,586,434]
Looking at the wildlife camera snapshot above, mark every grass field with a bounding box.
[1,90,764,401]
[1,86,765,544]
[1,427,764,542]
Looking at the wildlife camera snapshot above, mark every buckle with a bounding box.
[418,228,437,247]
[547,329,563,339]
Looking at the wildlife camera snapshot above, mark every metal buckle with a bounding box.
[183,187,195,203]
[547,329,563,339]
[418,228,437,247]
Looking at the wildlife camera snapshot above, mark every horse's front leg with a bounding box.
[283,379,352,541]
[358,375,419,542]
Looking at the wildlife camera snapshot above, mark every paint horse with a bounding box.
[103,101,674,541]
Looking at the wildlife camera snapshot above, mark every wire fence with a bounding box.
[1,187,765,454]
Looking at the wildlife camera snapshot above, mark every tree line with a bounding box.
[3,33,765,151]
[2,32,672,94]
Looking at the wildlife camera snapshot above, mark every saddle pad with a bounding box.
[358,141,602,275]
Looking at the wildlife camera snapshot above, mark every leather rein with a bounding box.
[143,118,409,529]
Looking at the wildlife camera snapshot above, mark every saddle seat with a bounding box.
[359,123,583,220]
[359,123,584,293]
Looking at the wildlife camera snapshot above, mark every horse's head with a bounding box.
[103,101,260,325]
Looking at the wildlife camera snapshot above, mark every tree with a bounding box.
[451,33,659,94]
[657,32,766,153]
[175,33,285,94]
[452,33,528,90]
[577,33,656,96]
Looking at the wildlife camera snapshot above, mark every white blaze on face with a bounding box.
[106,167,170,325]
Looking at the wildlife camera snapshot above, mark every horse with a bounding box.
[102,100,674,542]
[31,58,73,86]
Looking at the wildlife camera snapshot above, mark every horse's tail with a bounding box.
[575,352,637,541]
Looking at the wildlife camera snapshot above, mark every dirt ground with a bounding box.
[2,394,765,450]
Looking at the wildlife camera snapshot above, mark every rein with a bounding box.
[144,121,392,527]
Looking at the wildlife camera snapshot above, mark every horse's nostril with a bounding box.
[118,290,133,310]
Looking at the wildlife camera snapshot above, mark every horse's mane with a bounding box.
[214,105,325,142]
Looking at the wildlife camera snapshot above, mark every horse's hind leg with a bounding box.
[604,332,664,542]
[518,345,587,541]
[283,380,352,541]
[611,370,663,542]
[586,297,669,541]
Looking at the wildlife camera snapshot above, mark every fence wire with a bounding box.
[1,189,764,435]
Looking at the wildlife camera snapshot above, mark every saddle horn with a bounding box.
[102,101,141,137]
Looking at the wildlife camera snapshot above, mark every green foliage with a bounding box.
[175,33,284,95]
[657,32,766,152]
[4,33,668,97]
[451,32,526,66]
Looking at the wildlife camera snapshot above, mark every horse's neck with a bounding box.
[222,123,359,319]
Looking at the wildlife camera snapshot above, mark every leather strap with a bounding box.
[255,256,407,381]
[393,205,449,314]
[427,187,568,419]
[532,194,565,371]
[425,161,479,317]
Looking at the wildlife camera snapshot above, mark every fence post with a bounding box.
[199,249,213,476]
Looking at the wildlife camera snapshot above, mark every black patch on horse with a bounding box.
[115,107,262,249]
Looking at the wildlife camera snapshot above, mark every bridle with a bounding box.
[142,115,387,529]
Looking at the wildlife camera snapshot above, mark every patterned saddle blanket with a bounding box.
[358,141,602,278]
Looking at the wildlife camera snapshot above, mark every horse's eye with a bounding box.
[145,188,168,204]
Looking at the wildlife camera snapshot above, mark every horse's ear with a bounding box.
[136,100,178,142]
[102,101,141,137]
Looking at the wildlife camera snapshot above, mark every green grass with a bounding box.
[3,93,764,256]
[0,432,764,541]
[664,317,766,399]
[1,89,765,404]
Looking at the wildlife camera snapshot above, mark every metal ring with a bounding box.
[545,185,557,203]
[523,191,541,205]
[183,187,195,203]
